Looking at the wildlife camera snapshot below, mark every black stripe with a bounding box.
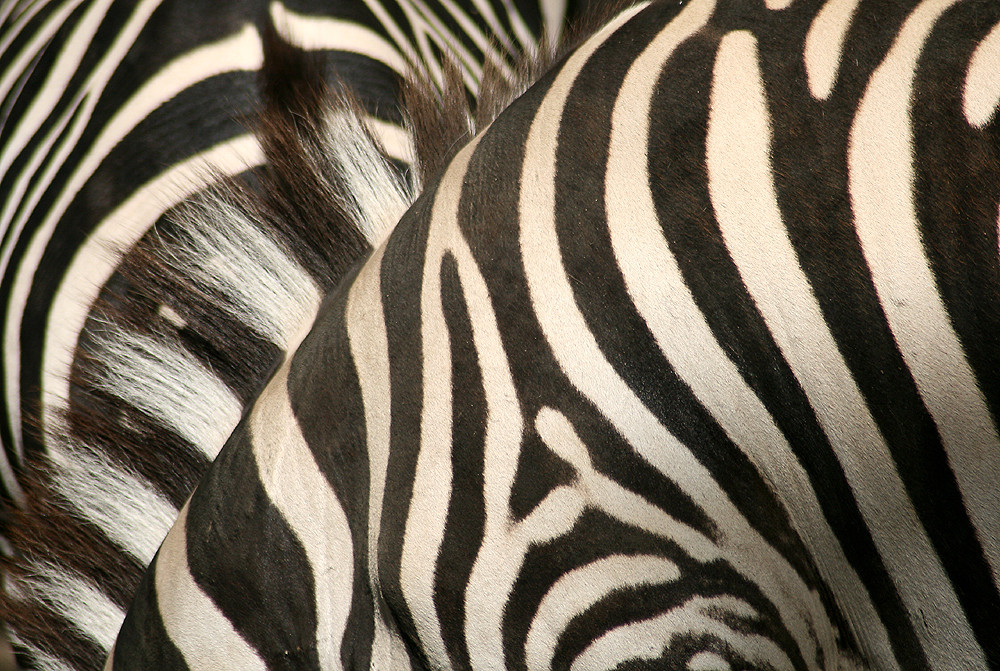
[373,189,436,668]
[910,1,1000,659]
[433,251,487,671]
[287,272,377,671]
[185,423,323,669]
[113,557,190,671]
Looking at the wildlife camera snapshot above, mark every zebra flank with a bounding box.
[4,0,1000,669]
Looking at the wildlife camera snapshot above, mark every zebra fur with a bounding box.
[115,1,1000,669]
[0,7,619,667]
[7,0,1000,668]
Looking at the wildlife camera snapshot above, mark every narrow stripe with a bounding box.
[154,503,268,671]
[709,25,983,671]
[803,0,862,99]
[398,134,484,670]
[0,0,86,101]
[525,555,681,671]
[517,4,831,668]
[574,596,793,671]
[3,25,264,455]
[850,0,1000,621]
[606,18,893,670]
[0,0,116,176]
[249,362,354,671]
[963,19,1000,128]
[395,0,484,92]
[270,2,409,76]
[346,246,413,671]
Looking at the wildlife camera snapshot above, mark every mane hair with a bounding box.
[0,5,638,668]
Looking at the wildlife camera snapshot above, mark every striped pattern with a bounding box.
[106,0,1000,669]
[0,0,571,501]
[1,0,574,668]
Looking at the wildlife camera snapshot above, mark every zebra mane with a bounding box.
[0,4,634,668]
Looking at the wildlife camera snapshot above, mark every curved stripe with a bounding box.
[0,0,117,176]
[270,2,409,77]
[605,12,890,667]
[154,503,268,670]
[574,596,792,671]
[849,0,1000,656]
[703,29,905,668]
[347,245,414,671]
[399,133,485,670]
[524,554,681,671]
[803,0,862,100]
[3,24,264,456]
[250,362,354,671]
[518,4,839,669]
[39,134,262,452]
[0,0,86,101]
[712,22,981,671]
[964,18,1000,128]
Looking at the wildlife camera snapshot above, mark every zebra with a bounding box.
[0,0,573,504]
[0,0,575,665]
[7,0,1000,668]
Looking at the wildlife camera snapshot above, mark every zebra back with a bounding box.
[106,0,1000,668]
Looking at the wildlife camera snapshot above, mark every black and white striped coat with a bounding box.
[10,0,1000,669]
[0,0,573,666]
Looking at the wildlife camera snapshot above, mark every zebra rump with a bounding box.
[6,0,1000,669]
[0,7,620,669]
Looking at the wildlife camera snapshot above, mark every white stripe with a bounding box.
[517,5,833,669]
[87,330,242,458]
[574,596,793,671]
[0,0,85,98]
[3,25,263,456]
[39,134,263,455]
[803,0,862,100]
[606,21,893,669]
[710,25,983,671]
[851,0,1000,619]
[0,0,116,176]
[269,2,409,76]
[525,555,681,671]
[964,19,1000,128]
[8,631,76,671]
[9,561,125,651]
[46,441,178,562]
[399,134,484,670]
[396,0,484,93]
[320,109,413,246]
[169,193,322,345]
[250,362,354,671]
[155,503,268,670]
[347,246,413,671]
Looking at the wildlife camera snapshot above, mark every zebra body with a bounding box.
[105,0,1000,668]
[0,0,573,666]
[0,0,567,500]
[4,0,1000,668]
